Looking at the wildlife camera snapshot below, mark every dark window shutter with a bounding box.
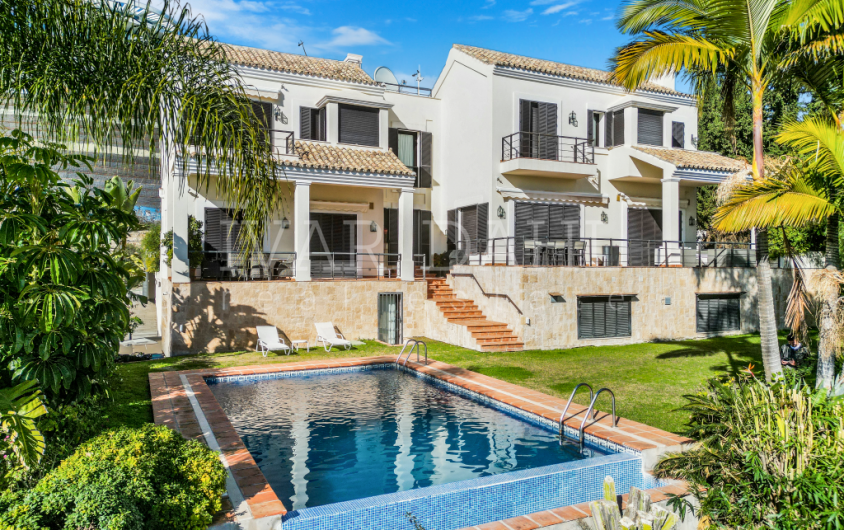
[317,107,326,141]
[384,208,398,264]
[251,101,271,144]
[672,121,685,148]
[460,205,478,252]
[586,110,594,146]
[513,201,533,264]
[613,110,625,146]
[447,209,456,252]
[219,210,242,252]
[697,294,740,332]
[637,109,664,146]
[339,104,379,146]
[414,210,432,263]
[605,111,614,147]
[578,296,632,339]
[388,127,399,155]
[300,107,312,140]
[204,208,222,251]
[519,99,531,132]
[539,102,558,160]
[627,209,663,266]
[477,203,489,253]
[418,131,432,188]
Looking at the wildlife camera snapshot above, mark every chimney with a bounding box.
[344,53,363,66]
[651,71,675,91]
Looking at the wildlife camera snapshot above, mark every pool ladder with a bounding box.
[397,339,428,366]
[559,383,618,452]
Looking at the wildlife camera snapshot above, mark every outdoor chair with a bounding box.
[256,326,291,357]
[315,322,352,352]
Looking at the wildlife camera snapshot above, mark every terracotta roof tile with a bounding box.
[633,146,749,172]
[283,141,415,176]
[221,43,377,86]
[453,44,689,98]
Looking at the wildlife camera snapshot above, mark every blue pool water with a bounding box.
[209,368,609,510]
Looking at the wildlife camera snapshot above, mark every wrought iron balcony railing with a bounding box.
[502,132,594,164]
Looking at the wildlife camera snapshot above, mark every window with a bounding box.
[300,106,326,141]
[672,121,685,148]
[587,110,603,147]
[696,294,740,332]
[389,128,432,188]
[605,109,625,147]
[578,296,632,339]
[514,202,581,264]
[637,108,664,146]
[519,99,558,159]
[204,208,243,252]
[339,104,379,146]
[251,101,272,144]
[383,209,431,265]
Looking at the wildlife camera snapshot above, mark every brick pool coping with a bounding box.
[149,355,692,525]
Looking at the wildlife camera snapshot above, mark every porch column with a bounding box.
[294,182,311,281]
[399,187,414,281]
[170,175,191,284]
[661,177,681,264]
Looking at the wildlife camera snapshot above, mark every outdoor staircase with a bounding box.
[426,277,523,352]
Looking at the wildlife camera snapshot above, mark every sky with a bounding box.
[180,0,691,93]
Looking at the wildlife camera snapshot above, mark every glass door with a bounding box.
[377,293,403,345]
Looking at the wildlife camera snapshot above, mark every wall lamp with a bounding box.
[689,217,696,227]
[497,205,506,219]
[568,111,578,127]
[281,217,290,229]
[370,220,378,232]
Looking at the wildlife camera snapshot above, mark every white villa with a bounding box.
[157,43,790,356]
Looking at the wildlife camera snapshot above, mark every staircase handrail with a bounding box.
[450,273,523,315]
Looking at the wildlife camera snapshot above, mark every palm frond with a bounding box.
[610,31,731,89]
[617,0,717,34]
[714,169,837,232]
[777,118,844,182]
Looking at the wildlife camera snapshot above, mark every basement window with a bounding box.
[696,294,740,333]
[549,293,565,303]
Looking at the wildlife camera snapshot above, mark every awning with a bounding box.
[310,200,370,213]
[496,187,609,206]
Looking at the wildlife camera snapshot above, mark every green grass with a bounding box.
[105,333,778,434]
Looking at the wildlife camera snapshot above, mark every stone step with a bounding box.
[436,301,478,309]
[471,331,519,341]
[462,320,511,331]
[477,336,523,345]
[442,310,485,319]
[481,343,524,352]
[430,295,457,302]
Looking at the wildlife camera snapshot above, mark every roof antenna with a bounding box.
[298,40,307,56]
[412,66,424,96]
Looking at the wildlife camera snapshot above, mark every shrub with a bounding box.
[139,223,161,272]
[655,376,844,529]
[1,424,227,530]
[161,216,204,268]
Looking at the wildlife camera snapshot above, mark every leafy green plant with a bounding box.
[655,376,844,529]
[0,131,137,402]
[140,223,161,273]
[0,424,227,530]
[161,216,204,268]
[0,381,48,484]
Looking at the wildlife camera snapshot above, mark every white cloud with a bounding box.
[469,14,494,21]
[312,26,391,51]
[541,2,577,15]
[562,10,579,17]
[601,14,614,20]
[483,0,496,7]
[503,8,533,22]
[579,18,592,24]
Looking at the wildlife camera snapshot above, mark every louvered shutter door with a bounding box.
[418,210,431,264]
[616,298,631,336]
[204,208,222,251]
[514,201,533,264]
[637,109,664,146]
[317,107,326,141]
[586,110,594,146]
[696,297,708,332]
[388,128,399,154]
[223,210,242,252]
[579,297,631,339]
[672,122,685,148]
[627,210,645,266]
[564,205,580,239]
[605,111,614,147]
[613,110,625,146]
[549,205,566,240]
[419,132,432,188]
[578,299,593,339]
[460,205,478,252]
[300,107,312,140]
[339,104,379,146]
[539,102,558,160]
[477,203,489,254]
[447,209,457,252]
[251,101,271,144]
[385,208,398,265]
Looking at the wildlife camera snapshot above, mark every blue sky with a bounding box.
[184,0,689,91]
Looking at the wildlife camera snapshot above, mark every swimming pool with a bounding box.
[204,363,668,530]
[210,368,608,510]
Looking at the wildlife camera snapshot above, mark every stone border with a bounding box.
[149,355,691,525]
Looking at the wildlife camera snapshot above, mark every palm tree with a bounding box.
[0,0,281,256]
[609,0,843,382]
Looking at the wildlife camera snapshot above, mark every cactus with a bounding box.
[590,477,678,530]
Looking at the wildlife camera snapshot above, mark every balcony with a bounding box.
[261,129,296,157]
[500,132,597,179]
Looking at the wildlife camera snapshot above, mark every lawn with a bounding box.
[106,333,776,434]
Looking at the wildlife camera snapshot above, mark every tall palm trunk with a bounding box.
[817,213,839,389]
[756,230,784,382]
[750,78,783,383]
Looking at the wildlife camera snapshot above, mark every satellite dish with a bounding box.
[374,66,399,91]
